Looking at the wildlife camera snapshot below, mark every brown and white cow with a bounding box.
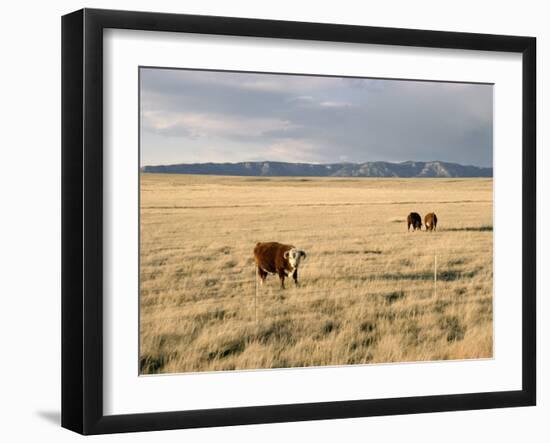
[424,212,438,231]
[253,242,307,289]
[407,212,422,231]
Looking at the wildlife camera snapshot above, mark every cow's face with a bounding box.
[284,248,307,268]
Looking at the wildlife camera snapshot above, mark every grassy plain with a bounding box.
[140,174,493,374]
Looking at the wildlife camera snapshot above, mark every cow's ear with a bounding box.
[301,251,307,260]
[283,250,290,259]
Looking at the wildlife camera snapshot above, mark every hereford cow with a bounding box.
[407,212,422,231]
[424,212,438,231]
[254,242,307,289]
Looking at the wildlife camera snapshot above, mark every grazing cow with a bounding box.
[407,212,422,231]
[253,242,307,289]
[424,212,438,231]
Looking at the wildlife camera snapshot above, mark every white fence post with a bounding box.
[254,264,258,324]
[434,254,437,298]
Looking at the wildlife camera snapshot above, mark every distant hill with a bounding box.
[141,160,492,178]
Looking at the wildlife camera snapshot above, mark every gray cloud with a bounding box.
[140,68,493,167]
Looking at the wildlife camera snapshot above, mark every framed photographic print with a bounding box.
[61,8,536,435]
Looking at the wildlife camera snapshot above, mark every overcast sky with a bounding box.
[140,68,493,167]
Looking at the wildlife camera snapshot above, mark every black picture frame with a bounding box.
[61,8,536,435]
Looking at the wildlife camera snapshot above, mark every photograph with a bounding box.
[138,67,494,375]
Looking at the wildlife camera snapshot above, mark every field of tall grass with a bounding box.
[140,174,493,374]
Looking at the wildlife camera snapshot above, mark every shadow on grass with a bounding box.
[439,315,466,341]
[140,355,170,374]
[385,290,405,304]
[323,249,382,255]
[207,338,247,361]
[256,319,295,345]
[376,270,478,281]
[445,225,493,232]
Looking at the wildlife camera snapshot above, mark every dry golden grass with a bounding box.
[140,174,493,374]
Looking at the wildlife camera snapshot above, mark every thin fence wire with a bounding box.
[140,249,491,270]
[139,271,490,292]
[140,255,491,286]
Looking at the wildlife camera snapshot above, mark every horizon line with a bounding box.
[141,159,493,169]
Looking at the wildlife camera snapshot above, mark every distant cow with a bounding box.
[254,242,307,289]
[424,212,438,231]
[407,212,422,231]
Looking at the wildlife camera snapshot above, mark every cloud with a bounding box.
[318,101,353,108]
[263,139,321,162]
[140,68,493,167]
[142,110,297,139]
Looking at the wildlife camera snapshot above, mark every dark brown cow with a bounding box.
[407,212,422,231]
[254,242,307,289]
[424,212,438,231]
